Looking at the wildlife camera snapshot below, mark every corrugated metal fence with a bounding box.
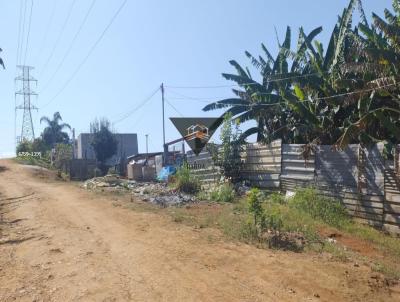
[187,141,281,189]
[241,141,281,188]
[186,141,400,233]
[186,150,221,188]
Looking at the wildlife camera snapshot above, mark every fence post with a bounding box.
[395,144,400,178]
[313,145,318,189]
[356,145,366,217]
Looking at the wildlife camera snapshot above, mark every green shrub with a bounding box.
[174,163,200,194]
[263,201,320,241]
[288,188,350,228]
[208,113,244,182]
[210,183,236,202]
[247,188,266,232]
[264,203,284,231]
[267,192,286,204]
[53,143,73,170]
[16,138,51,155]
[16,140,33,153]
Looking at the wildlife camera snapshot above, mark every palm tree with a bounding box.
[40,112,71,147]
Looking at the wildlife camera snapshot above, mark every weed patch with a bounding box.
[173,164,200,194]
[288,188,350,228]
[14,156,51,169]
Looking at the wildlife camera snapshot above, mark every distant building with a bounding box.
[76,133,138,166]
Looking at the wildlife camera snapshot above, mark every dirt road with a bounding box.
[0,160,399,302]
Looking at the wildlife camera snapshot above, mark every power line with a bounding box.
[15,0,24,69]
[167,89,227,102]
[19,0,28,65]
[167,97,212,103]
[211,82,399,108]
[165,98,184,117]
[165,72,328,89]
[40,0,97,93]
[39,0,77,78]
[23,0,34,65]
[33,0,57,64]
[112,87,160,125]
[128,98,158,131]
[41,0,129,108]
[313,82,398,101]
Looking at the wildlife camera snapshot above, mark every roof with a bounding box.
[127,152,163,161]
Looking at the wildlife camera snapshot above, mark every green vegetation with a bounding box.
[204,0,400,151]
[14,154,51,169]
[173,163,200,194]
[288,188,350,228]
[247,188,266,232]
[208,112,243,182]
[15,111,72,172]
[53,144,73,170]
[209,183,236,202]
[14,111,73,178]
[90,118,117,173]
[158,187,400,277]
[40,112,71,147]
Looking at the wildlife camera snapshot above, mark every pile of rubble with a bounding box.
[82,175,196,206]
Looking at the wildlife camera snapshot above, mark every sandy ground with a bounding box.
[0,159,399,302]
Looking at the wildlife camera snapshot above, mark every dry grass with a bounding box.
[93,187,400,280]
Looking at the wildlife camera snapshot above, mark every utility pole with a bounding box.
[15,65,37,142]
[161,83,167,164]
[145,134,149,155]
[72,128,76,159]
[161,83,166,146]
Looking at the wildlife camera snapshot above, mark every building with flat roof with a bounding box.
[76,133,138,166]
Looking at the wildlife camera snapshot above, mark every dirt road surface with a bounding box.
[0,159,399,302]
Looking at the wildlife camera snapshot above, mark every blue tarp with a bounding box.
[157,166,176,181]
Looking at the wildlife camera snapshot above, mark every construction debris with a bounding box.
[82,175,197,206]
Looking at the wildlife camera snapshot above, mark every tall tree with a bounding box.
[40,112,71,147]
[203,0,400,149]
[90,118,117,173]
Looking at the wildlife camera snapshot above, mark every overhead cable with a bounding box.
[113,86,160,125]
[23,0,34,65]
[41,0,128,108]
[40,0,97,93]
[39,0,77,77]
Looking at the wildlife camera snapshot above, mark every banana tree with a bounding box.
[335,0,400,148]
[204,0,400,149]
[203,26,325,143]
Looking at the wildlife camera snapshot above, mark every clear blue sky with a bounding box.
[0,0,392,157]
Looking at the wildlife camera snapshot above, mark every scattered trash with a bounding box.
[326,238,337,244]
[234,183,251,195]
[150,193,196,207]
[157,166,176,182]
[82,174,197,206]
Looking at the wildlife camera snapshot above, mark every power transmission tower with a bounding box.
[15,65,38,143]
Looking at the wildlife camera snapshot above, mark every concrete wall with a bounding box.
[77,133,138,165]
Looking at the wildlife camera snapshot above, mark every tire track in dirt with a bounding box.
[0,159,399,302]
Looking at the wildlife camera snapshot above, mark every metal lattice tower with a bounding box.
[15,65,38,142]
